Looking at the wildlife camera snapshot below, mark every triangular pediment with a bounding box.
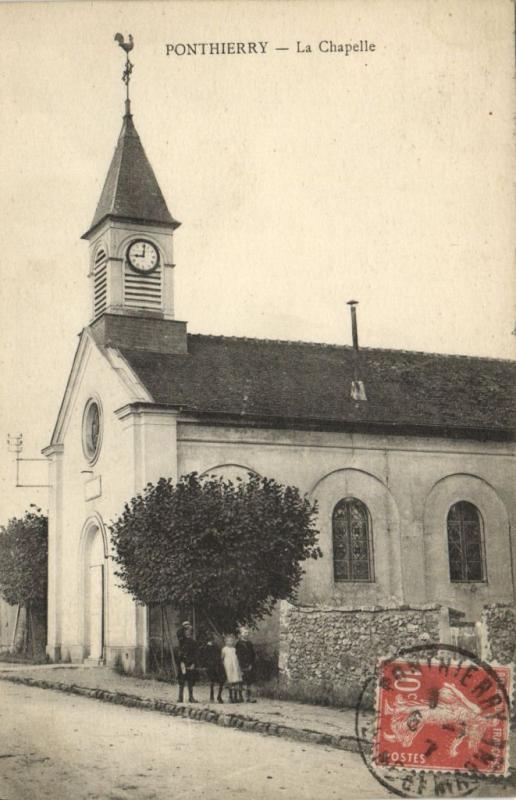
[48,327,153,447]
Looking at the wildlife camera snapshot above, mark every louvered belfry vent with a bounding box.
[124,263,162,309]
[93,248,108,318]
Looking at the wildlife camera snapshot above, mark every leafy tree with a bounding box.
[110,473,321,633]
[0,507,48,608]
[0,507,48,655]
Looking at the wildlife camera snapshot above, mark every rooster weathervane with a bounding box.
[114,33,134,115]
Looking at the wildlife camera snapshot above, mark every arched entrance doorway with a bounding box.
[82,520,107,663]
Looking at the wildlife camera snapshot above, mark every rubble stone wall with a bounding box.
[279,602,442,703]
[480,604,516,665]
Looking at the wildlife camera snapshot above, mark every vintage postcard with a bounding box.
[0,2,514,798]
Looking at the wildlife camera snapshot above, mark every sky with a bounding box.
[0,0,514,519]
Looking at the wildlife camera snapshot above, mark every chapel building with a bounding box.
[43,89,516,679]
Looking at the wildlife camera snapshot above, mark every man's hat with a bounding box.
[182,621,192,628]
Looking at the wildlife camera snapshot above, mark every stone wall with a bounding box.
[480,604,516,665]
[279,602,442,705]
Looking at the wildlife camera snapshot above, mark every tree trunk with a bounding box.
[13,605,27,654]
[163,606,178,679]
[28,603,35,659]
[11,605,20,652]
[202,607,222,639]
[159,604,165,670]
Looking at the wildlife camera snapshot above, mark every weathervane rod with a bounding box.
[114,33,134,115]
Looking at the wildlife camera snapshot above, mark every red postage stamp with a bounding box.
[373,655,512,776]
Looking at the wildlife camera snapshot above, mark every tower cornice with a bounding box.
[82,213,180,242]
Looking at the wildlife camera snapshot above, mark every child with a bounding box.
[221,633,242,703]
[177,624,199,703]
[236,627,257,703]
[201,636,225,703]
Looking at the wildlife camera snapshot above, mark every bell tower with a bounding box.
[82,34,180,323]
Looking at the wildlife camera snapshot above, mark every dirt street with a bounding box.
[0,681,387,800]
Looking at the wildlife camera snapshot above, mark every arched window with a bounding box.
[447,501,485,582]
[332,498,373,582]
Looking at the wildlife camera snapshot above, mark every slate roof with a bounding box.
[83,114,179,238]
[119,335,516,439]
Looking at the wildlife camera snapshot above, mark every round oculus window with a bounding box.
[82,399,102,463]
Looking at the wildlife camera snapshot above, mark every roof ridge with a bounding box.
[186,332,516,364]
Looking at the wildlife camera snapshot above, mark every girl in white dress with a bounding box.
[221,633,243,702]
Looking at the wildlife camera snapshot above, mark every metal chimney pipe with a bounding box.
[347,300,359,350]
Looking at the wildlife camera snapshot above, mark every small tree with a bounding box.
[110,473,320,634]
[0,507,48,654]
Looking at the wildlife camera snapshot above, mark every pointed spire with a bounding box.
[82,113,180,239]
[82,35,180,240]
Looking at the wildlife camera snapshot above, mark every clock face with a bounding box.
[127,239,159,273]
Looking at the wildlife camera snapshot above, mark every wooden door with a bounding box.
[88,564,104,661]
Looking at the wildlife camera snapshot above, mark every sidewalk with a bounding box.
[0,664,364,752]
[1,663,514,772]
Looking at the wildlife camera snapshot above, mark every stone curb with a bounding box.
[0,673,365,754]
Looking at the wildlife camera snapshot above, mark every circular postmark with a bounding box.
[354,643,512,798]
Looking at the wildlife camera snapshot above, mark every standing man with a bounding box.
[236,627,257,703]
[177,622,199,703]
